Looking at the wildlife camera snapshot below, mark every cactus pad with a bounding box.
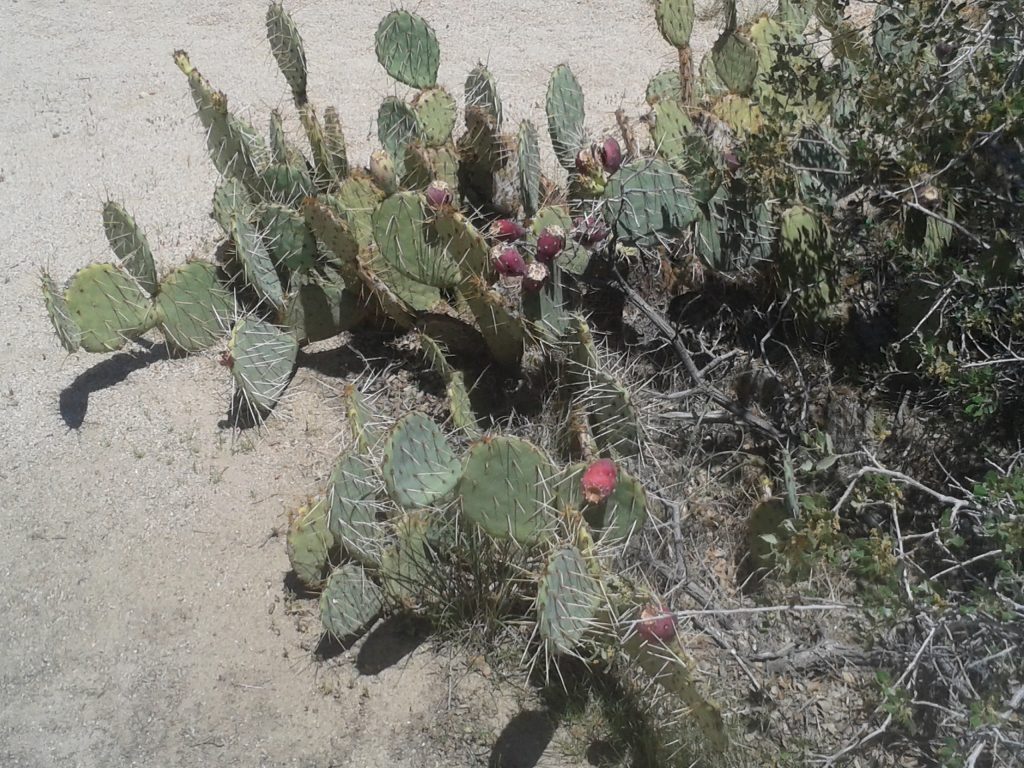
[269,109,306,168]
[516,120,542,218]
[64,263,153,353]
[258,203,317,271]
[459,436,556,545]
[41,270,82,353]
[602,157,699,241]
[655,0,695,47]
[381,412,461,510]
[587,467,647,543]
[155,261,232,354]
[650,101,719,201]
[327,454,385,564]
[646,69,683,105]
[266,2,307,106]
[320,563,384,639]
[465,64,503,127]
[226,317,297,414]
[432,209,492,280]
[322,106,349,182]
[258,163,314,208]
[102,201,158,295]
[459,277,525,370]
[545,64,586,171]
[377,97,424,177]
[283,277,364,344]
[712,31,758,95]
[374,11,440,89]
[230,218,284,309]
[212,177,254,235]
[537,547,602,654]
[413,88,457,148]
[373,192,460,289]
[287,500,335,586]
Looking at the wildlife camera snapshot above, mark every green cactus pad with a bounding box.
[712,31,758,95]
[375,10,440,89]
[402,143,458,192]
[268,109,306,168]
[381,412,461,510]
[778,0,813,32]
[564,313,599,387]
[41,271,82,353]
[465,64,503,127]
[412,88,457,148]
[459,278,525,370]
[419,332,454,379]
[459,436,556,545]
[327,454,385,565]
[646,69,683,106]
[258,203,317,272]
[212,177,255,235]
[521,262,570,346]
[546,64,586,171]
[174,51,267,186]
[581,369,640,458]
[695,201,725,272]
[344,385,383,454]
[297,105,335,193]
[230,218,284,309]
[365,243,442,316]
[287,500,334,586]
[328,176,386,249]
[64,263,153,353]
[283,276,364,345]
[431,209,491,279]
[696,51,729,101]
[711,94,763,135]
[320,563,384,639]
[587,467,648,543]
[266,2,307,106]
[514,120,542,218]
[537,547,602,654]
[447,371,481,438]
[302,197,361,286]
[655,0,695,47]
[322,106,349,182]
[226,317,297,414]
[102,201,158,295]
[530,207,589,275]
[373,192,460,289]
[377,97,424,177]
[154,261,232,354]
[381,511,444,604]
[257,163,314,208]
[602,157,699,241]
[650,101,719,202]
[776,204,836,318]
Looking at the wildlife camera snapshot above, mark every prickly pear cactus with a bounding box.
[154,261,232,354]
[63,263,154,353]
[381,412,462,509]
[320,563,384,638]
[546,64,586,171]
[375,10,440,89]
[537,547,602,655]
[226,317,298,415]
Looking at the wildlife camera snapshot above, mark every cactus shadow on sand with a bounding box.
[355,614,431,675]
[59,341,168,428]
[488,709,557,768]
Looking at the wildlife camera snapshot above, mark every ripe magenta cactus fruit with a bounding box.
[490,218,528,242]
[581,458,617,503]
[425,180,453,210]
[521,260,549,292]
[636,604,676,643]
[599,137,622,174]
[573,214,609,246]
[490,244,526,277]
[535,225,565,263]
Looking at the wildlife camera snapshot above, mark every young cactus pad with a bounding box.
[41,271,82,353]
[537,547,603,655]
[459,436,556,545]
[226,317,298,415]
[266,1,308,106]
[102,201,158,295]
[374,10,440,89]
[320,563,384,639]
[381,412,462,509]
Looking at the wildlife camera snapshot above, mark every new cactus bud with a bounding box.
[599,137,622,174]
[489,218,528,242]
[535,225,565,263]
[636,603,676,643]
[573,214,609,246]
[369,150,398,195]
[522,260,549,292]
[425,179,453,210]
[581,458,617,503]
[490,245,526,277]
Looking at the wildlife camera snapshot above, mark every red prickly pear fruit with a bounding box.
[535,225,566,263]
[489,218,528,242]
[581,458,617,504]
[599,137,622,174]
[521,260,549,292]
[490,244,526,277]
[575,147,601,178]
[636,604,676,643]
[425,180,453,210]
[573,214,609,246]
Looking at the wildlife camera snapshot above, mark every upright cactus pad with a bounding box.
[287,500,335,586]
[374,11,440,89]
[651,101,719,202]
[330,176,386,249]
[517,120,541,218]
[588,467,647,543]
[322,106,350,181]
[64,263,154,353]
[459,277,526,370]
[41,271,82,353]
[465,64,503,127]
[712,31,759,96]
[655,0,695,47]
[459,436,556,545]
[776,204,836,317]
[320,563,384,639]
[412,88,457,148]
[344,385,383,455]
[546,64,586,171]
[212,177,254,235]
[258,203,317,271]
[381,412,462,510]
[581,369,641,458]
[372,192,460,289]
[537,547,602,655]
[602,157,699,241]
[283,277,364,344]
[102,201,158,296]
[269,109,306,168]
[266,2,307,106]
[377,97,424,177]
[432,209,492,280]
[230,218,284,309]
[154,261,233,354]
[646,69,683,106]
[226,317,298,414]
[327,454,385,565]
[258,163,314,208]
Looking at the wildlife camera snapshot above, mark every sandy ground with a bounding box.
[0,1,766,765]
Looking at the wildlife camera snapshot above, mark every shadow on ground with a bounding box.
[59,343,167,428]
